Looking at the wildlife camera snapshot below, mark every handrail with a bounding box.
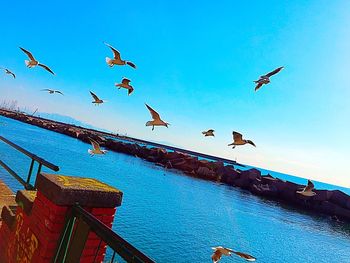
[0,136,59,171]
[0,135,59,189]
[55,204,155,263]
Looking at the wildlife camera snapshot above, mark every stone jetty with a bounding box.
[1,109,350,223]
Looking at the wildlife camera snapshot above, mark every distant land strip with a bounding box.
[1,108,350,223]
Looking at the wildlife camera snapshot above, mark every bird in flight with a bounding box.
[90,91,105,105]
[104,42,136,69]
[88,138,107,155]
[115,78,134,95]
[296,179,316,197]
[211,247,256,262]
[254,66,283,91]
[1,67,16,78]
[41,89,64,95]
[19,47,55,75]
[145,104,169,131]
[202,129,215,137]
[228,131,256,149]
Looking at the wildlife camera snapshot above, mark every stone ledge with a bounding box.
[36,173,123,208]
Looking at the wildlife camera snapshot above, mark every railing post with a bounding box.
[26,159,35,184]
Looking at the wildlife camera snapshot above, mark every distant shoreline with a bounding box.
[1,108,350,223]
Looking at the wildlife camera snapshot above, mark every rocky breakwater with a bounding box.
[1,109,350,222]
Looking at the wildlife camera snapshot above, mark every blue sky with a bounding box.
[1,1,350,187]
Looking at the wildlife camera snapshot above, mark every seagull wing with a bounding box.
[233,251,256,261]
[255,82,263,91]
[232,131,243,142]
[145,104,161,121]
[89,138,101,151]
[38,63,55,75]
[305,179,315,192]
[128,87,134,96]
[90,91,100,102]
[265,66,284,77]
[41,89,52,92]
[207,129,214,133]
[126,61,137,68]
[104,42,121,60]
[247,140,256,147]
[19,47,36,61]
[55,90,64,95]
[122,78,131,85]
[10,72,16,78]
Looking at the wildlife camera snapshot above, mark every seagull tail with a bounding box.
[25,60,30,67]
[105,57,114,67]
[88,149,94,155]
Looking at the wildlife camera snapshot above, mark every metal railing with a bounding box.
[0,136,59,190]
[1,135,155,262]
[55,204,155,263]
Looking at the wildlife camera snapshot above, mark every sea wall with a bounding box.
[1,109,350,222]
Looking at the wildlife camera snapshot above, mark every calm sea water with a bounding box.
[1,115,350,263]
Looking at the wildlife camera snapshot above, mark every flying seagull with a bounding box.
[41,89,64,95]
[211,247,256,262]
[145,103,169,131]
[19,47,55,75]
[1,67,16,78]
[254,66,283,91]
[228,131,256,149]
[88,138,107,155]
[90,91,105,105]
[115,78,134,95]
[104,42,136,69]
[296,179,316,197]
[202,129,215,137]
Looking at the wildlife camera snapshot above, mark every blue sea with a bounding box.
[1,115,350,263]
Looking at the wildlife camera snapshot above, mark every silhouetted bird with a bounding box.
[88,138,107,155]
[202,129,215,137]
[104,42,136,68]
[90,91,105,105]
[254,66,283,91]
[41,89,64,95]
[211,247,256,262]
[1,68,16,78]
[19,47,55,75]
[297,179,316,197]
[228,131,256,149]
[115,77,134,95]
[145,104,169,131]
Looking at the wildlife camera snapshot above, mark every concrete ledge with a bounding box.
[36,173,123,208]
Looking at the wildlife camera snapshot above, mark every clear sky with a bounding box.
[1,1,349,187]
